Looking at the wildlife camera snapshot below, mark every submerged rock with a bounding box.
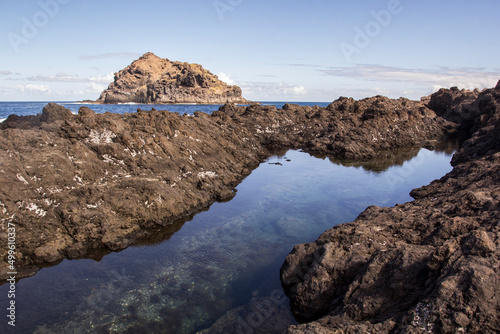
[199,294,295,334]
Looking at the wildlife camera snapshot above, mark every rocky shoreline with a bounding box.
[281,83,500,333]
[0,81,498,331]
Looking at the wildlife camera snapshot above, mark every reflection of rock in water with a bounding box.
[323,147,422,173]
[308,143,456,173]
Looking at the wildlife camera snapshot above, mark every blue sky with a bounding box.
[0,0,498,102]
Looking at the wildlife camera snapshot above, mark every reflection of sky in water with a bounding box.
[0,149,453,334]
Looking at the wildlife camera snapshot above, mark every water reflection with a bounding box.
[308,139,458,173]
[0,149,454,333]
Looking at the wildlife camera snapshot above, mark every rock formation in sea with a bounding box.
[94,52,250,104]
[281,83,500,333]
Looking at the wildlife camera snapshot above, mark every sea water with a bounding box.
[0,145,454,333]
[0,101,331,123]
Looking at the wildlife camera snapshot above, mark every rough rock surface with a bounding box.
[0,104,267,278]
[280,83,500,333]
[0,82,488,290]
[95,52,250,104]
[214,95,452,160]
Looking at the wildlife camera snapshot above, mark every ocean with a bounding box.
[0,101,332,122]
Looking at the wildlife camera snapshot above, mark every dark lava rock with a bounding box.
[281,83,500,333]
[40,102,73,123]
[0,103,73,130]
[0,81,492,300]
[220,95,451,160]
[0,106,269,278]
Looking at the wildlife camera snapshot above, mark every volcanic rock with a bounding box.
[95,52,250,104]
[280,83,500,333]
[0,92,453,280]
[0,87,466,281]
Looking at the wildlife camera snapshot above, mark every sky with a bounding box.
[0,0,499,102]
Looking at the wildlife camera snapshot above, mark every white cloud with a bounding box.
[240,81,308,100]
[27,72,113,84]
[0,87,14,95]
[287,84,307,95]
[216,74,308,100]
[85,82,105,93]
[28,73,83,82]
[0,70,13,76]
[89,73,114,84]
[217,72,235,85]
[17,84,51,94]
[321,65,499,91]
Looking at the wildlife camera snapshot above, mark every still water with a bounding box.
[0,148,454,333]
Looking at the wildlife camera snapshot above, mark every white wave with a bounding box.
[0,118,6,123]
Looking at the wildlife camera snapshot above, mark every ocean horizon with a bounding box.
[0,101,332,122]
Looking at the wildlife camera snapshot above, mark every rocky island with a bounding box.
[94,52,250,104]
[0,77,499,332]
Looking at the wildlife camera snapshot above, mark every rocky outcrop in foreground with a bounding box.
[281,83,500,333]
[95,52,250,104]
[0,89,457,280]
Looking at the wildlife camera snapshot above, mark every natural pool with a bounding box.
[0,148,455,333]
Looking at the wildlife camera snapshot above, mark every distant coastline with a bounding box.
[0,101,331,120]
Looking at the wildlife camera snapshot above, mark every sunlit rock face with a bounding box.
[95,52,250,104]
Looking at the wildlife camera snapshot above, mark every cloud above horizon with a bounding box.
[79,52,142,60]
[0,70,13,76]
[27,73,114,84]
[17,84,51,94]
[240,81,307,100]
[320,65,499,91]
[216,72,307,99]
[217,72,235,85]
